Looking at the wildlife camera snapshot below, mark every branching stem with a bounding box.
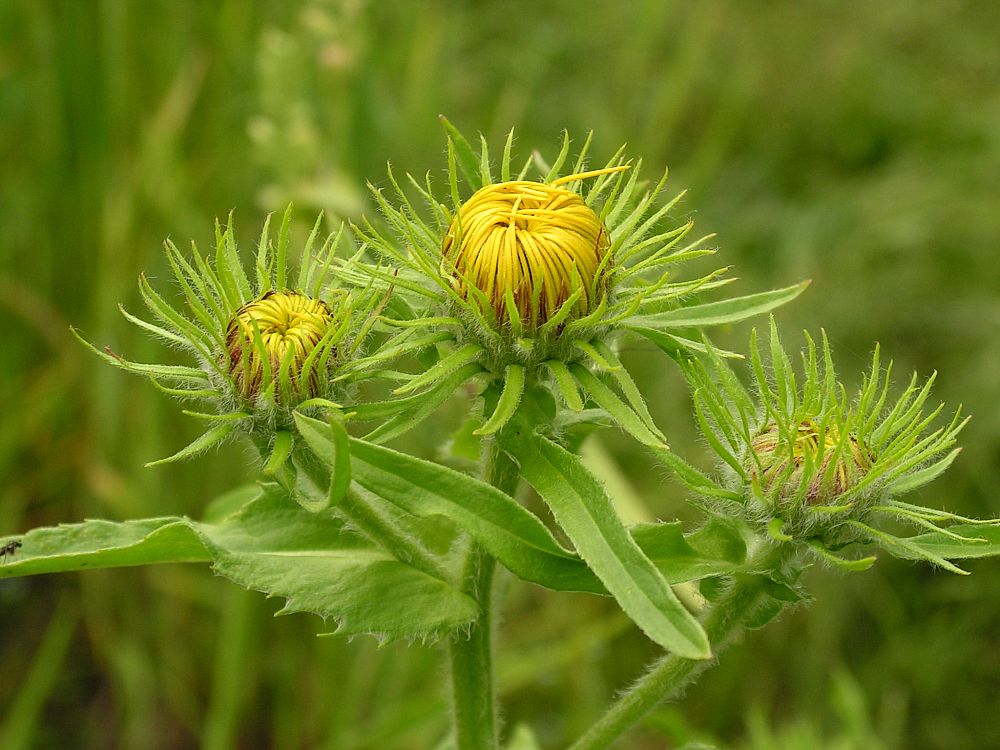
[569,547,791,750]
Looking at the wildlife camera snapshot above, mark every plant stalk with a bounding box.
[340,485,450,581]
[569,548,790,750]
[257,435,449,581]
[448,437,518,750]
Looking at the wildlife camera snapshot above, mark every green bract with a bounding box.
[340,118,809,445]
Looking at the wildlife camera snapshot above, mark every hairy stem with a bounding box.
[257,436,449,581]
[449,437,517,750]
[570,549,789,750]
[340,486,450,581]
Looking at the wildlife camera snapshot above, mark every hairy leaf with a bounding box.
[500,427,711,658]
[0,485,478,639]
[625,281,810,330]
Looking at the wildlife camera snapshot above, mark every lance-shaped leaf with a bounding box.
[623,281,810,330]
[0,485,478,640]
[294,414,597,592]
[631,519,748,583]
[887,523,1000,561]
[292,415,751,594]
[500,427,711,659]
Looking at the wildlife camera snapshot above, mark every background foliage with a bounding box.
[1,2,998,748]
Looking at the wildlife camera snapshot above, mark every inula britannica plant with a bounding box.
[3,119,998,750]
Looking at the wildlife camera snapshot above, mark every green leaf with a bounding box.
[144,423,237,467]
[743,577,806,630]
[263,431,294,476]
[0,485,477,640]
[394,342,483,395]
[570,363,668,448]
[628,327,742,360]
[625,281,810,330]
[293,413,351,507]
[807,540,877,571]
[293,415,745,594]
[891,523,1000,561]
[846,521,968,574]
[631,520,747,584]
[500,427,710,658]
[364,362,485,444]
[294,416,598,592]
[647,445,743,502]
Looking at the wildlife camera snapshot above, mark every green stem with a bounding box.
[449,437,517,750]
[256,434,449,581]
[340,485,450,581]
[569,549,789,750]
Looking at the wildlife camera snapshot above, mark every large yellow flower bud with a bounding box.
[442,180,611,327]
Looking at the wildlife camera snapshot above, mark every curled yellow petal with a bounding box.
[226,291,333,401]
[443,179,613,327]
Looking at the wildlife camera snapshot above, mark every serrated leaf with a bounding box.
[0,485,477,639]
[500,427,710,658]
[625,281,810,330]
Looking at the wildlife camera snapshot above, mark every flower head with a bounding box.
[75,208,382,466]
[344,119,807,445]
[226,290,335,403]
[748,420,875,505]
[663,320,977,572]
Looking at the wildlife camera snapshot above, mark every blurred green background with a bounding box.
[2,1,999,748]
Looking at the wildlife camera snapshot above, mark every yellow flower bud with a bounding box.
[442,180,611,327]
[225,291,333,402]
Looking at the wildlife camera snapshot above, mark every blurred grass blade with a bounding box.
[0,598,78,750]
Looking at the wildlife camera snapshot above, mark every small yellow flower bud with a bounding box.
[442,181,611,327]
[749,420,874,504]
[226,291,333,402]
